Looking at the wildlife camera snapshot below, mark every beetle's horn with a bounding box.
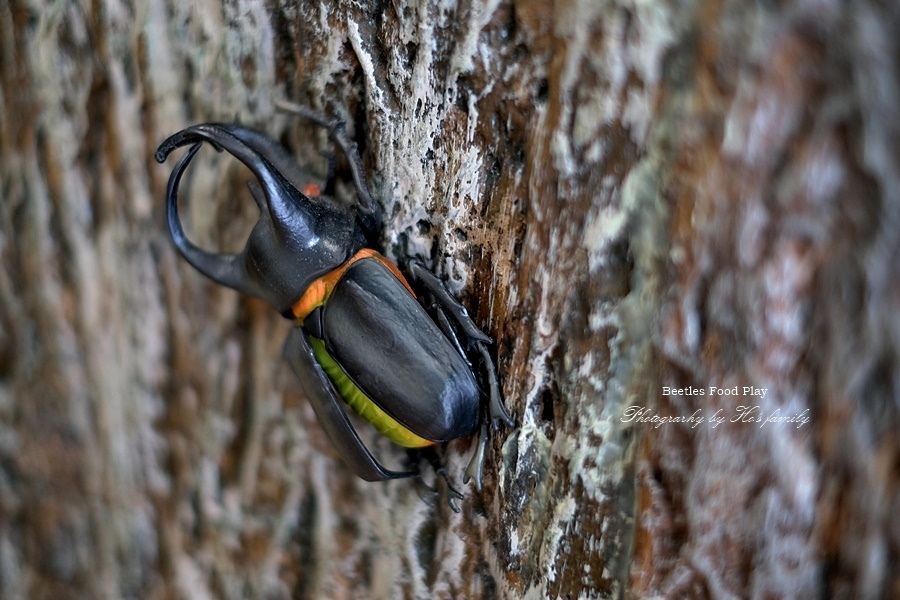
[163,141,265,298]
[157,123,346,312]
[156,123,314,243]
[224,125,313,195]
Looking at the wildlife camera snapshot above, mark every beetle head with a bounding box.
[156,123,365,315]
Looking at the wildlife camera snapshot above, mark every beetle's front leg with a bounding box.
[283,327,418,482]
[276,100,383,242]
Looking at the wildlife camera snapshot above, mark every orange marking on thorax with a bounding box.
[290,248,415,321]
[302,183,322,197]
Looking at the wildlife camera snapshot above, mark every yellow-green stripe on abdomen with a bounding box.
[309,336,434,449]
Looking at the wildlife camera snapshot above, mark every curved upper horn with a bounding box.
[157,124,288,197]
[158,124,312,239]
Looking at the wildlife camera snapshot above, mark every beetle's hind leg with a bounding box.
[463,419,490,492]
[410,448,465,513]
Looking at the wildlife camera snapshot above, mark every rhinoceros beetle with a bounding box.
[155,103,514,510]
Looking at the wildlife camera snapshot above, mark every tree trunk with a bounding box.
[1,1,897,598]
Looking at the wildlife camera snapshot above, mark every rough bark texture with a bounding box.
[1,1,897,599]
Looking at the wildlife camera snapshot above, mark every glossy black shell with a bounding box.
[318,259,480,442]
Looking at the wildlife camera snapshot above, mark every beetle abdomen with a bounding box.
[308,337,434,448]
[321,259,481,443]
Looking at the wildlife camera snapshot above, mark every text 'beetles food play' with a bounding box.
[155,103,514,510]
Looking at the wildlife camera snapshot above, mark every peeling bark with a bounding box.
[1,1,897,599]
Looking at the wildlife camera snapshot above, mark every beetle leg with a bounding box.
[439,470,464,514]
[413,476,441,507]
[326,119,383,242]
[320,150,337,197]
[408,259,515,429]
[421,448,464,513]
[463,420,490,492]
[409,453,464,513]
[407,260,492,346]
[407,260,513,423]
[246,180,267,210]
[475,341,515,428]
[276,100,383,242]
[432,300,472,367]
[464,344,513,492]
[406,450,440,505]
[283,327,419,482]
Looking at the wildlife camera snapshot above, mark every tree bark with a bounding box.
[1,1,897,599]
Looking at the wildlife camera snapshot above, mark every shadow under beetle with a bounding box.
[155,103,514,511]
